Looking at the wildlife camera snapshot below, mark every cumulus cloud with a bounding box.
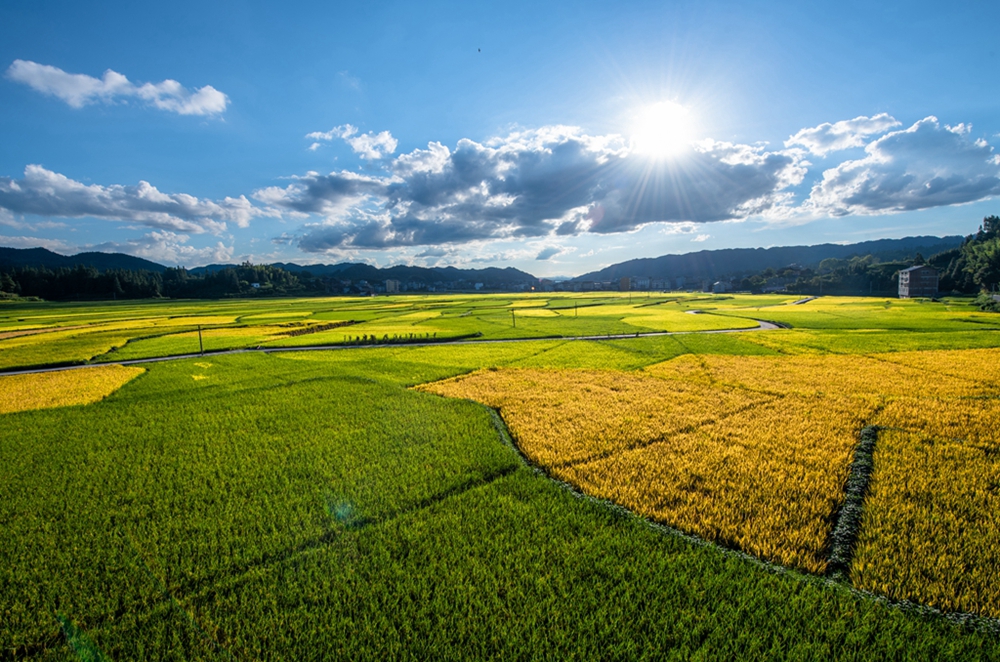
[415,246,450,258]
[254,170,387,219]
[785,113,901,156]
[306,124,397,159]
[88,230,233,266]
[0,210,66,231]
[535,246,562,260]
[805,116,1000,215]
[0,234,74,251]
[0,165,260,233]
[266,126,805,253]
[692,234,711,242]
[6,60,228,116]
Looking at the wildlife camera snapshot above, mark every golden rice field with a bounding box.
[0,364,145,414]
[647,352,981,400]
[852,429,1000,619]
[418,368,773,466]
[422,347,1000,613]
[559,395,875,573]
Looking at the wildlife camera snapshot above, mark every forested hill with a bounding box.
[0,247,167,273]
[573,236,964,282]
[193,262,537,287]
[0,248,540,300]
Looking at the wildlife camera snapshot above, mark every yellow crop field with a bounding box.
[0,365,144,414]
[879,347,1000,387]
[876,397,1000,444]
[646,353,979,399]
[843,349,1000,618]
[851,429,1000,618]
[422,367,869,572]
[563,395,875,573]
[418,368,772,466]
[621,309,760,332]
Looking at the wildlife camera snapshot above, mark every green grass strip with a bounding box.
[828,425,879,579]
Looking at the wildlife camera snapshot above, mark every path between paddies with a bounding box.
[1,317,784,376]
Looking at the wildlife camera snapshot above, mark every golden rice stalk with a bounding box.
[559,395,874,573]
[0,365,144,415]
[851,429,1000,618]
[879,348,1000,389]
[418,368,772,466]
[876,396,1000,446]
[647,353,981,399]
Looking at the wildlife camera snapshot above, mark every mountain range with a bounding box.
[191,261,538,287]
[573,236,964,283]
[0,247,167,273]
[0,234,965,286]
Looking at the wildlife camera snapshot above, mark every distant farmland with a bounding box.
[3,293,1000,659]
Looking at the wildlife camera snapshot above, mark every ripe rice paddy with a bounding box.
[0,364,144,414]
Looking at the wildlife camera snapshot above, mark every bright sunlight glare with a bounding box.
[630,101,695,158]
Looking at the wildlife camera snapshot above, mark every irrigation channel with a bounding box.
[0,318,784,376]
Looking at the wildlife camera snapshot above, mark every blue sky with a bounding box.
[1,0,998,276]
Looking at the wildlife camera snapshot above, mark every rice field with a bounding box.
[852,428,1000,618]
[3,294,1000,659]
[423,344,1000,608]
[0,364,144,414]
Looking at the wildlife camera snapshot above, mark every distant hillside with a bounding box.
[192,262,538,287]
[573,236,964,283]
[1,235,965,289]
[0,247,167,273]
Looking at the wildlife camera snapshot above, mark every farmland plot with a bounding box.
[424,346,1000,615]
[5,295,1000,658]
[0,364,144,414]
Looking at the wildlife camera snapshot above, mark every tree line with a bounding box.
[0,262,328,300]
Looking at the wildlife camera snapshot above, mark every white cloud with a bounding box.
[805,116,1000,215]
[785,113,901,156]
[6,60,228,116]
[692,234,711,242]
[414,246,451,258]
[0,165,261,233]
[0,234,74,251]
[88,230,233,266]
[0,209,66,231]
[267,126,804,252]
[253,170,387,219]
[659,221,699,235]
[535,246,562,260]
[305,124,397,159]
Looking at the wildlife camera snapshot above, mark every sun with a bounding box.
[630,101,695,158]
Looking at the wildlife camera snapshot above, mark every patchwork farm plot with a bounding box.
[3,293,1000,659]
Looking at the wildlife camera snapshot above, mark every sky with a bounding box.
[1,0,998,277]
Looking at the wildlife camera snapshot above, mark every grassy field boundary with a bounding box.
[827,425,879,579]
